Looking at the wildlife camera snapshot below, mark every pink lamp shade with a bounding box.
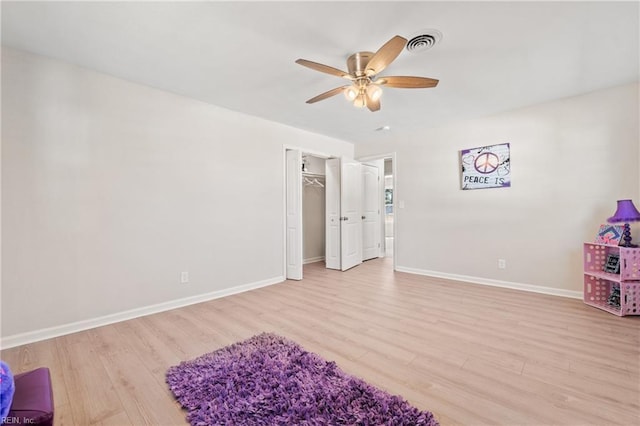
[607,199,640,247]
[607,199,640,223]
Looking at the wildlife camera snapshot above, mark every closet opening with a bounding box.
[285,148,330,280]
[301,154,326,265]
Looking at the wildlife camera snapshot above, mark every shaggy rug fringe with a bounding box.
[166,332,439,425]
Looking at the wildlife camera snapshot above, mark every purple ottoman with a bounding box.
[3,368,54,426]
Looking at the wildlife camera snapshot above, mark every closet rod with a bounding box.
[301,172,325,178]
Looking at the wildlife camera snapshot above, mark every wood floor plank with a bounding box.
[2,257,639,425]
[54,333,123,424]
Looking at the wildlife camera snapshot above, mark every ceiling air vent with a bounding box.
[406,30,442,53]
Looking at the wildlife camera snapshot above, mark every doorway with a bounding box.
[302,154,326,265]
[285,148,330,280]
[384,158,394,258]
[357,153,396,270]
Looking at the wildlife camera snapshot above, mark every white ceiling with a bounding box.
[2,1,638,145]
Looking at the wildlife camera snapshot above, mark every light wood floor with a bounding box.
[2,257,639,425]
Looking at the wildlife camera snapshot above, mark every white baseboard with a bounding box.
[0,275,284,349]
[303,256,325,264]
[395,266,582,299]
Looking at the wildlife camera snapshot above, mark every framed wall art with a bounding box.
[460,143,511,190]
[594,224,624,246]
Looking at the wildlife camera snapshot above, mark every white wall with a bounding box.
[357,83,639,294]
[1,48,353,343]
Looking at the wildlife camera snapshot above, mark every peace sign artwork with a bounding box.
[460,143,511,190]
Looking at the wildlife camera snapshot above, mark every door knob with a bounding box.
[362,216,366,220]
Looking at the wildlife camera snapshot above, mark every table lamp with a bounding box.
[607,199,640,247]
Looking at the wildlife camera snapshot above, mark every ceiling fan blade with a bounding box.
[364,35,407,77]
[377,76,439,88]
[295,59,352,79]
[305,86,349,104]
[366,94,380,112]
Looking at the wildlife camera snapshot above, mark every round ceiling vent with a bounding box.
[406,29,442,53]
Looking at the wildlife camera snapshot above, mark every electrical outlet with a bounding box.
[181,271,189,284]
[498,259,506,269]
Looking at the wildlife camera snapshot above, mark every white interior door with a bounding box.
[286,149,302,280]
[340,159,362,271]
[325,158,341,270]
[362,164,380,261]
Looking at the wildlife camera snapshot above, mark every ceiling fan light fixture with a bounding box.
[367,84,382,101]
[353,94,367,108]
[344,85,359,101]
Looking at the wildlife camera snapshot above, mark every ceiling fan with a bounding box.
[295,35,439,112]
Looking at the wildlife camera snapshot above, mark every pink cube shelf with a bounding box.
[583,243,640,281]
[583,275,640,316]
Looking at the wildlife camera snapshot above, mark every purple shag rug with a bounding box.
[166,333,439,425]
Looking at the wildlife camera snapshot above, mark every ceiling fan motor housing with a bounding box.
[347,52,374,77]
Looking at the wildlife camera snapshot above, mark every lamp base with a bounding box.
[620,223,638,247]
